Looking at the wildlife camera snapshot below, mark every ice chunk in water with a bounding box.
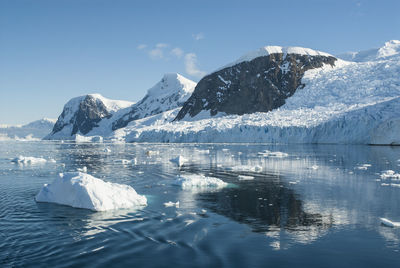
[35,172,147,211]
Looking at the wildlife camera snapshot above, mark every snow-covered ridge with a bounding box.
[47,93,134,139]
[219,45,334,71]
[111,73,196,130]
[337,40,400,62]
[0,118,56,140]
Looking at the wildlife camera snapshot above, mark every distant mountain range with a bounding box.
[9,40,400,144]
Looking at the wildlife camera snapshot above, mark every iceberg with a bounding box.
[170,155,188,167]
[35,172,147,211]
[172,174,228,190]
[380,218,400,227]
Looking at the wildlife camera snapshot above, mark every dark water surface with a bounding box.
[1,141,400,267]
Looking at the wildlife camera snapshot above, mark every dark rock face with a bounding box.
[175,53,337,120]
[51,95,111,136]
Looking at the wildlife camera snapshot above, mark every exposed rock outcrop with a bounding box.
[175,47,337,120]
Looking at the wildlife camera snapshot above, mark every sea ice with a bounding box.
[257,150,288,158]
[35,172,147,211]
[11,156,48,165]
[172,174,228,190]
[380,170,400,179]
[227,165,263,173]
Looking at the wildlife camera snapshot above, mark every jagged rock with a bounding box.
[47,94,133,138]
[175,49,336,120]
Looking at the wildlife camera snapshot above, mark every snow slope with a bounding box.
[337,40,400,62]
[0,118,56,140]
[110,73,196,130]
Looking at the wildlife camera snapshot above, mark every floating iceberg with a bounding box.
[257,150,288,158]
[164,201,180,208]
[11,156,48,165]
[75,134,104,143]
[227,165,263,173]
[380,218,400,227]
[172,174,228,190]
[35,172,147,211]
[170,155,188,167]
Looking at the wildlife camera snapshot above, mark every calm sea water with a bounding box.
[1,141,400,267]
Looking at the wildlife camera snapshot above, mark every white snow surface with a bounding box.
[337,40,400,62]
[218,45,333,71]
[35,172,147,211]
[172,174,228,190]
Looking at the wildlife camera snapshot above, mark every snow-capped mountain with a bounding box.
[337,40,400,62]
[0,118,56,140]
[46,94,134,139]
[45,73,196,140]
[45,40,400,145]
[175,46,338,120]
[112,73,196,130]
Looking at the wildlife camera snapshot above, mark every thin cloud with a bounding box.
[184,53,206,78]
[148,43,169,60]
[192,33,205,41]
[137,44,147,50]
[171,47,184,58]
[156,43,168,48]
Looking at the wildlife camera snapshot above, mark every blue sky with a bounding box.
[1,0,399,124]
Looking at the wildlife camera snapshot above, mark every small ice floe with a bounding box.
[170,155,188,167]
[380,170,400,179]
[238,175,255,181]
[164,201,180,208]
[380,218,400,227]
[77,166,87,173]
[173,174,228,190]
[308,165,319,170]
[114,159,132,165]
[196,149,210,154]
[257,150,288,158]
[48,158,57,163]
[146,150,159,156]
[227,165,263,173]
[221,148,229,152]
[103,147,111,153]
[35,172,147,211]
[381,183,390,186]
[11,156,47,165]
[356,164,371,170]
[289,181,297,185]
